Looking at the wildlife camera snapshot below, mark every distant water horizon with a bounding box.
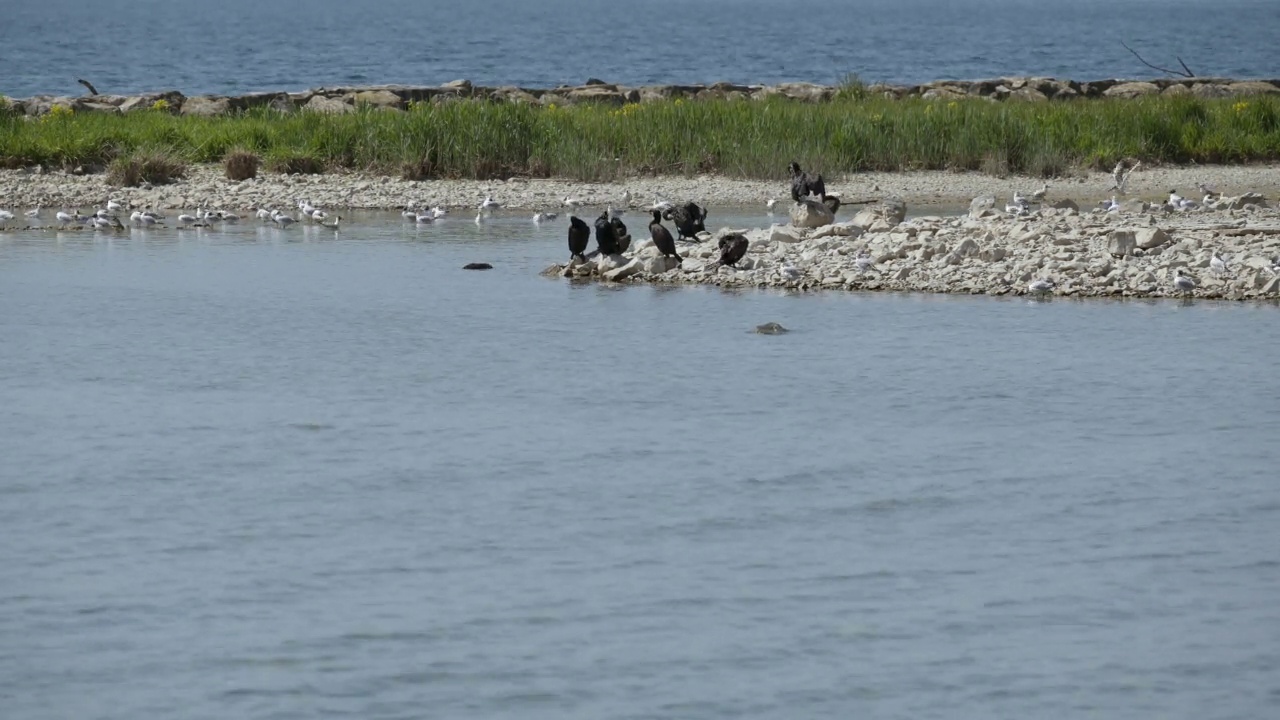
[2,0,1277,98]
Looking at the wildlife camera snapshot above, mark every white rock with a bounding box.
[594,253,629,272]
[1135,228,1171,249]
[603,259,642,281]
[642,256,682,274]
[789,199,835,229]
[1107,230,1137,257]
[770,226,804,244]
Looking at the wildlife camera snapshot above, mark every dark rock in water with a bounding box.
[462,263,493,270]
[754,322,789,335]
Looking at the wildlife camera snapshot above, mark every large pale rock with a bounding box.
[352,89,404,108]
[642,256,682,274]
[594,253,629,273]
[811,222,864,239]
[1135,228,1171,249]
[1191,83,1233,99]
[969,196,996,218]
[305,95,354,114]
[181,96,231,116]
[1228,81,1280,96]
[1104,82,1161,98]
[789,199,835,228]
[1225,192,1269,209]
[602,259,642,281]
[770,226,803,244]
[1108,229,1137,257]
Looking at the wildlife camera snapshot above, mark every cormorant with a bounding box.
[610,213,630,253]
[789,161,826,202]
[567,216,590,261]
[649,210,681,262]
[594,211,619,255]
[662,201,707,240]
[717,233,749,267]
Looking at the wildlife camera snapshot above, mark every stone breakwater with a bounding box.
[7,76,1280,116]
[543,196,1280,301]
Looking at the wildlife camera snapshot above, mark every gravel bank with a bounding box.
[2,164,1279,215]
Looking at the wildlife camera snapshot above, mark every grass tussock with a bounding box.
[107,151,187,187]
[223,148,259,180]
[1,95,1277,181]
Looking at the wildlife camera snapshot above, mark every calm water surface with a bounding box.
[2,215,1279,719]
[2,0,1278,97]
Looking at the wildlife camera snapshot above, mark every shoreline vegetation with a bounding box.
[3,77,1280,186]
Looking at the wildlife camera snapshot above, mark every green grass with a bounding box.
[2,95,1278,181]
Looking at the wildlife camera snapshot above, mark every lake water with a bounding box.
[2,0,1278,98]
[2,215,1279,719]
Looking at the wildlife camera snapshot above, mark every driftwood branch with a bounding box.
[77,78,99,96]
[1120,41,1195,78]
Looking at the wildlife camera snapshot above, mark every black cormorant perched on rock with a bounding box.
[717,233,749,267]
[789,161,826,202]
[568,216,590,261]
[649,210,681,262]
[594,211,619,255]
[610,214,630,253]
[662,201,707,240]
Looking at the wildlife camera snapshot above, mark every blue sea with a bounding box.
[1,0,1277,97]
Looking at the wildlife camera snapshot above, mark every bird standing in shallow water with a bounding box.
[1028,278,1055,295]
[1173,269,1196,294]
[649,210,681,263]
[567,216,590,261]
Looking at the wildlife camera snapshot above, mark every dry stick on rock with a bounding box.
[77,78,99,96]
[1120,42,1195,78]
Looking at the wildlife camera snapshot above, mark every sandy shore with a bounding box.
[2,164,1279,215]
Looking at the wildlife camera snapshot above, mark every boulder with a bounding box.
[305,95,354,114]
[1048,199,1080,211]
[1135,227,1171,249]
[770,226,804,244]
[567,86,627,105]
[790,199,835,228]
[603,259,642,281]
[1227,81,1280,96]
[593,253,629,273]
[969,196,997,218]
[1103,82,1161,98]
[1225,192,1269,209]
[642,256,682,274]
[952,237,980,257]
[1191,84,1233,99]
[180,96,231,116]
[1108,229,1137,257]
[352,89,403,109]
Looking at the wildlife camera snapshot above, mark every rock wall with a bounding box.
[5,77,1280,116]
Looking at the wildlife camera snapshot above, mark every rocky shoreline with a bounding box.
[6,76,1280,116]
[543,195,1280,302]
[4,164,1280,215]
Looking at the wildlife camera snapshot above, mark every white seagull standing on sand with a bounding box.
[1210,251,1227,274]
[1173,269,1196,294]
[1030,183,1049,202]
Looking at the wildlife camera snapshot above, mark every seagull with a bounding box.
[430,206,448,219]
[562,196,585,211]
[218,210,239,223]
[1005,202,1030,216]
[25,206,41,218]
[479,196,500,214]
[854,250,875,273]
[1102,196,1121,213]
[1173,269,1196,294]
[1013,190,1030,207]
[56,210,75,225]
[256,207,273,221]
[621,190,633,207]
[107,198,124,212]
[142,208,164,221]
[271,210,296,227]
[532,211,557,223]
[73,210,93,223]
[780,263,802,280]
[310,208,327,222]
[91,215,114,230]
[318,215,341,230]
[401,207,417,219]
[765,197,777,214]
[1210,252,1227,274]
[649,198,674,212]
[0,209,13,224]
[299,200,316,217]
[414,210,434,224]
[1028,278,1056,295]
[138,212,157,226]
[1196,182,1220,199]
[1030,183,1048,202]
[177,212,197,226]
[1167,190,1184,208]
